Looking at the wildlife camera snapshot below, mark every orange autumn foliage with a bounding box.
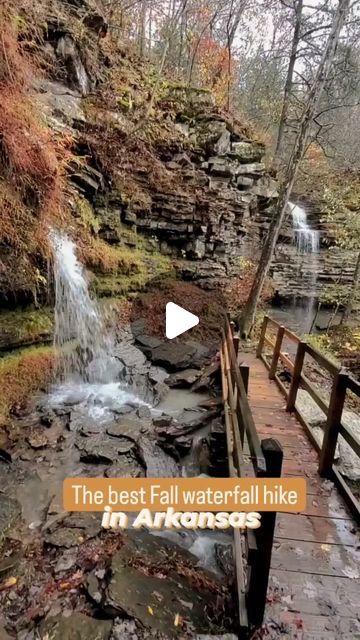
[0,3,69,261]
[196,37,233,107]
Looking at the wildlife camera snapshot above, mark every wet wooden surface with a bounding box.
[244,353,360,640]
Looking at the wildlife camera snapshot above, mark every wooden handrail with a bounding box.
[220,317,283,632]
[257,315,360,522]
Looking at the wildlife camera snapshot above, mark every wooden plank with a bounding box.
[275,513,358,546]
[283,326,300,343]
[298,493,353,520]
[268,569,360,618]
[224,324,266,474]
[271,539,360,578]
[247,438,283,627]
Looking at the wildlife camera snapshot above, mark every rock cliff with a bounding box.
[0,0,353,316]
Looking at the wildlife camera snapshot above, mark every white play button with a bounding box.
[166,302,199,340]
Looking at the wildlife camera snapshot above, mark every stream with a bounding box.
[0,231,235,638]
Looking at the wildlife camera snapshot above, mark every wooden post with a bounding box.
[240,363,250,394]
[247,438,283,627]
[256,316,268,358]
[269,325,285,380]
[286,341,306,411]
[319,370,348,476]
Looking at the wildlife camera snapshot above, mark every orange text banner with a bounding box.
[63,477,307,512]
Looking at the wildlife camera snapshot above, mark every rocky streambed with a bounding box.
[0,327,238,640]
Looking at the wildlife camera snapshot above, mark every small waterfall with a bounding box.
[50,230,113,383]
[288,201,320,331]
[48,230,145,420]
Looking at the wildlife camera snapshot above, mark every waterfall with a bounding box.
[48,230,145,420]
[290,202,320,254]
[289,202,320,331]
[50,230,114,383]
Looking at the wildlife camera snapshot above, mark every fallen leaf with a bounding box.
[147,606,154,616]
[174,613,181,627]
[0,576,17,591]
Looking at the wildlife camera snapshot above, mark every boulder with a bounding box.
[137,436,179,477]
[40,613,112,640]
[166,369,201,388]
[44,513,102,548]
[231,141,265,163]
[76,434,136,463]
[105,531,222,636]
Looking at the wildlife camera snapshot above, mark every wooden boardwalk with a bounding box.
[244,352,360,640]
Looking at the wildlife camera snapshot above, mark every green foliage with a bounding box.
[322,187,360,251]
[0,309,53,349]
[303,333,339,365]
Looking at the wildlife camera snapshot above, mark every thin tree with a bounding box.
[239,0,351,338]
[342,250,360,324]
[272,0,304,169]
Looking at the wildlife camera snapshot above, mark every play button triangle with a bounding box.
[166,302,199,340]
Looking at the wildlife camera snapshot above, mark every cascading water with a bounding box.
[290,202,320,254]
[48,230,146,421]
[51,230,113,383]
[289,202,320,331]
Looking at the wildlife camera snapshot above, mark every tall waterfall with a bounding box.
[290,202,320,254]
[50,230,113,383]
[289,202,320,331]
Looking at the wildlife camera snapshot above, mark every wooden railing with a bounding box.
[220,319,283,633]
[257,315,360,521]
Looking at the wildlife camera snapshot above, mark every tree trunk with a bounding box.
[139,0,147,58]
[272,0,303,170]
[239,0,350,339]
[342,250,360,324]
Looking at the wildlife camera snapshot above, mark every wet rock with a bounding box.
[105,531,221,636]
[0,496,21,539]
[137,406,152,419]
[137,437,179,477]
[115,343,147,369]
[214,543,234,578]
[105,457,144,478]
[166,369,201,388]
[106,416,146,441]
[44,513,101,548]
[148,367,168,385]
[40,612,112,639]
[76,434,135,463]
[27,430,49,450]
[152,381,170,405]
[111,620,169,639]
[113,404,134,416]
[56,35,91,96]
